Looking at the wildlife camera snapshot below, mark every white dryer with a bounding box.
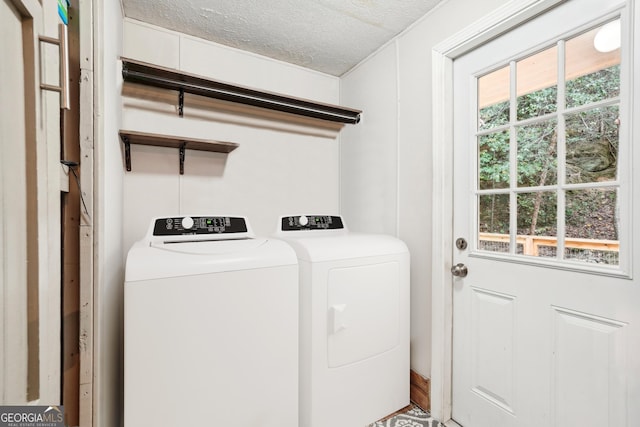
[125,215,298,427]
[274,215,410,427]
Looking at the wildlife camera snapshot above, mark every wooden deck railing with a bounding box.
[479,232,619,256]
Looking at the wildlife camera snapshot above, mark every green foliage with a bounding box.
[476,64,620,240]
[479,194,510,234]
[516,120,557,187]
[566,65,620,108]
[517,87,557,120]
[479,100,509,130]
[566,189,618,240]
[478,131,509,189]
[516,192,557,234]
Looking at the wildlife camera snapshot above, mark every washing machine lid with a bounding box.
[125,215,297,282]
[274,215,408,262]
[150,237,265,255]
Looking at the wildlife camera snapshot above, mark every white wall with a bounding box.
[121,19,342,252]
[94,17,343,426]
[340,0,510,378]
[340,43,399,236]
[94,2,522,421]
[95,1,124,426]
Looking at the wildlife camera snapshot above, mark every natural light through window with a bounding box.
[476,19,622,266]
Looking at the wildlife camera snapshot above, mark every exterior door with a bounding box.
[452,0,640,426]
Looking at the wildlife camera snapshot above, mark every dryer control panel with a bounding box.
[281,215,344,231]
[153,216,248,236]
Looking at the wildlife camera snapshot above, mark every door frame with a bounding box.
[430,0,567,423]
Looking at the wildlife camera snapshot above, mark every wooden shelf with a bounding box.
[119,130,238,174]
[121,57,362,124]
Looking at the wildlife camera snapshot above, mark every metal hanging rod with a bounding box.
[121,58,362,124]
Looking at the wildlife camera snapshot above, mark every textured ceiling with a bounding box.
[121,0,444,76]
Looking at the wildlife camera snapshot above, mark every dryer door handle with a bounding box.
[329,304,348,334]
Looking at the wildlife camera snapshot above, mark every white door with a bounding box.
[452,1,640,426]
[0,0,29,402]
[0,0,62,404]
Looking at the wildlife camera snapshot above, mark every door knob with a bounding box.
[451,263,468,278]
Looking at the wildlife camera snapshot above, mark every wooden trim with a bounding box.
[78,0,94,424]
[1,0,30,403]
[62,0,81,423]
[410,370,431,411]
[480,232,620,254]
[430,45,455,424]
[22,10,41,403]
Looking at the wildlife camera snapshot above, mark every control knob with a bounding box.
[181,216,194,230]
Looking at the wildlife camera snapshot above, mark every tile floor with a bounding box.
[369,404,444,427]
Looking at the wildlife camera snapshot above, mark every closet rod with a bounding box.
[121,58,362,124]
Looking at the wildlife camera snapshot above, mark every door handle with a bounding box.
[329,304,347,334]
[451,263,468,278]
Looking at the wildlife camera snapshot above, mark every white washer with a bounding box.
[125,215,298,427]
[274,215,410,427]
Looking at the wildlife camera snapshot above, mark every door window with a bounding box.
[476,19,623,268]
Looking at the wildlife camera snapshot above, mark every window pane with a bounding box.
[472,19,626,271]
[565,189,619,265]
[517,119,557,187]
[517,191,557,258]
[478,131,510,190]
[566,21,621,108]
[479,194,510,253]
[478,65,510,130]
[517,46,558,121]
[565,105,619,184]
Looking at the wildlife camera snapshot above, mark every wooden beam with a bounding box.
[62,0,81,423]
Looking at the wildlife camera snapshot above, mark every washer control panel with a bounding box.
[153,216,248,236]
[281,215,344,231]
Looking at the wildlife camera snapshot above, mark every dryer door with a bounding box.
[327,260,400,367]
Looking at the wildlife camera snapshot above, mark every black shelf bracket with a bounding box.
[122,135,132,171]
[118,130,239,174]
[121,58,362,124]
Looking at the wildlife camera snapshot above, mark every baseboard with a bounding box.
[410,370,431,411]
